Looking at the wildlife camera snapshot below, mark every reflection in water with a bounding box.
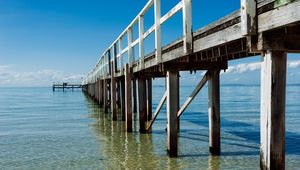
[209,156,220,170]
[83,84,300,170]
[86,95,160,169]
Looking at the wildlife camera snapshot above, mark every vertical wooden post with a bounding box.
[147,78,152,121]
[117,81,121,109]
[138,76,147,133]
[127,28,133,67]
[119,39,123,75]
[208,69,220,155]
[111,64,117,121]
[260,51,286,170]
[182,0,193,54]
[139,16,145,70]
[99,79,103,106]
[177,73,180,131]
[154,0,162,63]
[241,0,257,36]
[125,64,132,132]
[133,78,137,113]
[167,71,179,157]
[96,80,99,102]
[121,77,126,121]
[104,79,108,113]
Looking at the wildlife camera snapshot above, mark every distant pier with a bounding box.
[52,83,82,91]
[82,0,300,169]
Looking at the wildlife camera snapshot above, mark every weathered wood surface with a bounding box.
[208,69,221,155]
[125,64,132,132]
[103,79,108,113]
[147,78,152,121]
[167,71,179,157]
[111,64,117,121]
[260,51,286,170]
[138,77,147,133]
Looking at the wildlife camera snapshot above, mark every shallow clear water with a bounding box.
[0,86,299,169]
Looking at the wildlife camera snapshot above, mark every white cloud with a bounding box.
[288,60,300,69]
[224,62,261,74]
[0,65,84,87]
[223,60,300,75]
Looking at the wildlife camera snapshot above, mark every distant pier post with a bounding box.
[125,64,132,132]
[138,76,147,133]
[167,70,179,157]
[260,51,286,170]
[99,80,103,106]
[133,78,137,113]
[208,69,221,155]
[111,64,117,121]
[103,79,108,113]
[121,77,126,121]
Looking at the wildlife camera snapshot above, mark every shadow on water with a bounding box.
[181,110,300,156]
[83,91,300,169]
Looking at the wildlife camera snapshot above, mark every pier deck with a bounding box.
[53,83,82,91]
[82,0,300,169]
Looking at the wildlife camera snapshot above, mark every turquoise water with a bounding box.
[0,85,299,169]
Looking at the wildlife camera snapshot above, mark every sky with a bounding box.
[0,0,299,87]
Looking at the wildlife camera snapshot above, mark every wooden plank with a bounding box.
[143,25,155,39]
[111,64,117,121]
[146,91,167,132]
[208,69,220,155]
[154,0,162,63]
[160,1,183,24]
[138,76,147,133]
[260,51,286,170]
[167,71,179,157]
[258,0,275,8]
[241,0,257,36]
[193,23,242,54]
[125,64,132,132]
[258,0,300,32]
[177,71,209,117]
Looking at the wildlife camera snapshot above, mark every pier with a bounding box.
[53,83,82,91]
[82,0,300,169]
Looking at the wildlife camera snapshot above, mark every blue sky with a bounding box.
[0,0,299,87]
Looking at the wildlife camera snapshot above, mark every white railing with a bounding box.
[83,0,192,85]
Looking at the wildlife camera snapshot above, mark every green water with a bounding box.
[0,86,299,169]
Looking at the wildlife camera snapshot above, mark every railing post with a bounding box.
[139,15,145,70]
[113,44,117,73]
[154,0,162,63]
[241,0,257,36]
[182,0,193,54]
[127,28,133,67]
[119,39,123,75]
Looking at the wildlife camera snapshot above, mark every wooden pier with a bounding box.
[82,0,300,169]
[53,83,82,91]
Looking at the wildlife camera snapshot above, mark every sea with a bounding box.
[0,84,299,169]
